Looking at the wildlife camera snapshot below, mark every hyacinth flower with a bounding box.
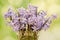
[4,4,57,40]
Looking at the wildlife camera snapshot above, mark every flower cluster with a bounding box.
[4,4,57,32]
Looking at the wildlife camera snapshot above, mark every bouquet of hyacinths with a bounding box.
[4,4,57,40]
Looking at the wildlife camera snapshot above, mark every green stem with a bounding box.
[17,24,38,40]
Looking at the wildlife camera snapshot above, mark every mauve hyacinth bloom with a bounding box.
[4,4,57,40]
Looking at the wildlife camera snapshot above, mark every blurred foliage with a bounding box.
[0,0,60,40]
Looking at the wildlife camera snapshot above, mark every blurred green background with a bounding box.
[0,0,60,40]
